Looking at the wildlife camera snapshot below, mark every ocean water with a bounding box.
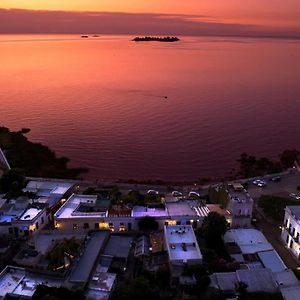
[0,34,300,181]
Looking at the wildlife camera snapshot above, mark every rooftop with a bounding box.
[164,225,202,263]
[224,229,273,254]
[228,186,253,204]
[24,179,73,196]
[286,206,300,222]
[166,200,209,218]
[19,207,43,221]
[69,231,109,283]
[104,235,132,259]
[257,250,287,273]
[211,268,278,293]
[131,206,167,218]
[0,266,61,298]
[89,271,116,292]
[55,194,108,219]
[280,285,300,300]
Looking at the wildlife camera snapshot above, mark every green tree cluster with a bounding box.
[208,185,229,208]
[0,168,26,198]
[258,195,298,221]
[48,238,80,270]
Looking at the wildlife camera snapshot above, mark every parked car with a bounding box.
[253,179,267,187]
[147,189,159,195]
[189,191,200,197]
[289,193,300,200]
[172,191,183,197]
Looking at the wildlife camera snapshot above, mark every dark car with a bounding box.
[271,176,281,182]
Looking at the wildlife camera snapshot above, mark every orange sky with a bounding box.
[1,0,300,27]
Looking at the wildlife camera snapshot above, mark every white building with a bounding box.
[281,206,300,259]
[227,184,253,228]
[54,194,210,233]
[164,225,202,266]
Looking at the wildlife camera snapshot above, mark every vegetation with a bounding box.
[280,149,300,168]
[208,185,229,208]
[0,168,26,198]
[110,276,162,300]
[237,152,282,178]
[48,238,80,271]
[258,195,298,221]
[236,149,300,179]
[201,212,227,243]
[32,285,85,300]
[83,186,122,204]
[0,126,87,179]
[138,216,159,231]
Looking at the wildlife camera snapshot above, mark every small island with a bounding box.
[132,36,180,42]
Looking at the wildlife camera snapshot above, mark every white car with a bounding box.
[147,190,159,195]
[172,191,183,197]
[189,191,200,197]
[253,179,266,187]
[289,193,300,200]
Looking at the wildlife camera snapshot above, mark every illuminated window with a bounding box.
[100,223,109,229]
[119,223,126,232]
[165,220,176,226]
[109,223,114,232]
[73,224,78,230]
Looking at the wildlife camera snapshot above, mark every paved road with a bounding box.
[247,172,300,199]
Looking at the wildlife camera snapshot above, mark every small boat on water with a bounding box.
[81,35,89,38]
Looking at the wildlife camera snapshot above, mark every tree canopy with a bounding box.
[0,168,26,198]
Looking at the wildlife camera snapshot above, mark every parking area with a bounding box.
[247,172,300,200]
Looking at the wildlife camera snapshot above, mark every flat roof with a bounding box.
[34,232,86,255]
[236,269,278,293]
[224,229,273,254]
[69,231,109,283]
[131,206,167,217]
[166,200,209,218]
[24,180,73,196]
[212,269,278,293]
[0,266,61,298]
[89,271,116,292]
[274,269,299,287]
[164,225,202,263]
[257,250,287,273]
[55,194,107,219]
[228,187,253,203]
[104,235,132,259]
[20,207,42,221]
[281,285,300,300]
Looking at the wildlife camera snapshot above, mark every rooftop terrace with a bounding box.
[164,225,202,264]
[20,207,42,221]
[55,194,108,219]
[166,200,209,218]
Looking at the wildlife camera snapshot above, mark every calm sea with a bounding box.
[1,34,300,181]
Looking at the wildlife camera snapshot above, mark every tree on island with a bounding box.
[138,216,159,231]
[0,168,26,198]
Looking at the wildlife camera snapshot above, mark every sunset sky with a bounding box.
[1,0,300,37]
